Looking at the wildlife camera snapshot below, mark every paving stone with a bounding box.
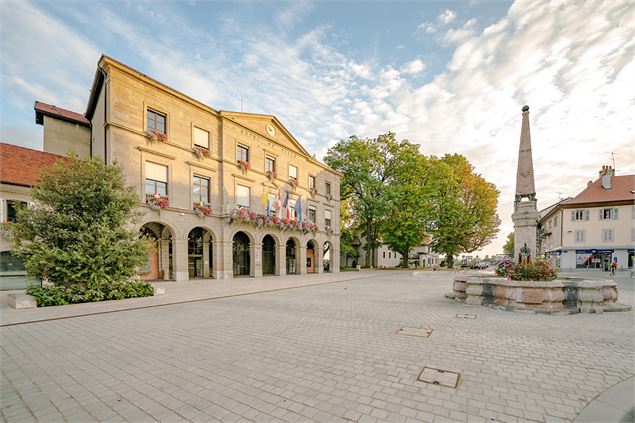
[0,271,633,423]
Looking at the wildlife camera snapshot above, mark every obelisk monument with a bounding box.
[512,105,539,263]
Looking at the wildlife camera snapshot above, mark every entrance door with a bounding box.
[306,245,314,273]
[141,246,159,280]
[262,235,276,275]
[233,232,250,276]
[286,239,297,274]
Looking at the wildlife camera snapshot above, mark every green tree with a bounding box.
[325,132,416,267]
[10,155,148,286]
[503,232,514,258]
[381,154,431,267]
[426,154,501,268]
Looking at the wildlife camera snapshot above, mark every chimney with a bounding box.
[587,180,593,188]
[599,165,614,190]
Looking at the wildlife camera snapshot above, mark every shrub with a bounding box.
[26,280,154,307]
[497,259,557,281]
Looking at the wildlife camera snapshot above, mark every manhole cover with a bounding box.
[395,327,433,338]
[456,313,476,319]
[417,367,460,388]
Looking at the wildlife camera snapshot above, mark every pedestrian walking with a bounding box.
[610,258,617,275]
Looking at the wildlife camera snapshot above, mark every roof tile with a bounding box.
[0,142,66,187]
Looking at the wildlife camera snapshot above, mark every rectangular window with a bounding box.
[265,156,276,173]
[236,145,249,162]
[6,200,27,223]
[602,229,614,242]
[383,251,386,259]
[325,209,332,228]
[236,184,250,208]
[192,176,210,206]
[193,127,210,149]
[308,206,316,223]
[599,208,618,220]
[268,193,277,216]
[574,230,586,243]
[571,209,589,221]
[289,164,297,180]
[145,162,168,200]
[308,175,315,190]
[289,199,298,220]
[147,109,166,133]
[325,181,331,195]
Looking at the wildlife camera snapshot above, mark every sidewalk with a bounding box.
[574,376,635,423]
[0,270,394,326]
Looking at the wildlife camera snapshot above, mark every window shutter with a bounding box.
[145,162,168,182]
[585,210,589,221]
[599,209,603,220]
[571,210,575,221]
[613,208,618,220]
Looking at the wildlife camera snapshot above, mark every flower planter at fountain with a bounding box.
[449,274,629,314]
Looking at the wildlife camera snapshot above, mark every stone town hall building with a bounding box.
[2,55,341,282]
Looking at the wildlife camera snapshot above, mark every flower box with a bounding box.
[145,130,168,143]
[192,146,211,160]
[237,160,251,171]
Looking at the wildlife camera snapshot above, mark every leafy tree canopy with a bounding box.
[9,155,148,286]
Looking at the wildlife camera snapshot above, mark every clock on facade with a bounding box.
[266,124,276,137]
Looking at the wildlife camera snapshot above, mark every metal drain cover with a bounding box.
[456,313,476,319]
[395,327,433,338]
[417,367,460,388]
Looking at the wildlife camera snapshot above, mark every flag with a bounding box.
[273,191,281,214]
[294,196,302,222]
[282,191,290,219]
[261,186,269,215]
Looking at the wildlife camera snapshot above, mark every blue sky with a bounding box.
[1,0,634,255]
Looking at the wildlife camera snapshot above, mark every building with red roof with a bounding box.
[0,143,66,286]
[538,166,635,271]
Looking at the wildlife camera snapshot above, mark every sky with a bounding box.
[1,0,634,256]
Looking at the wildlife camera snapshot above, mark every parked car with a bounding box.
[470,261,490,269]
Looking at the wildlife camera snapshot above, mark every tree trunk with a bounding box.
[447,254,454,268]
[402,249,409,268]
[365,218,372,267]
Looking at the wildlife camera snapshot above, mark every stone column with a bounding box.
[214,240,233,279]
[172,237,189,281]
[316,246,324,274]
[298,245,307,275]
[331,245,341,272]
[159,239,171,280]
[277,243,286,276]
[202,239,211,278]
[254,242,263,278]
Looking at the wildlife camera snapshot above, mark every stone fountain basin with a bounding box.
[450,274,630,314]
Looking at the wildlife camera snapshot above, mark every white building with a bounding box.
[539,166,634,271]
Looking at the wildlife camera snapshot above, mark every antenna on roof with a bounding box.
[610,152,615,170]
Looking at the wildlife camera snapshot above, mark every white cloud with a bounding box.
[401,59,426,75]
[438,9,457,24]
[359,0,635,255]
[417,21,437,34]
[276,0,313,28]
[440,18,478,45]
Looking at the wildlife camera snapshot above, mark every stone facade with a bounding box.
[39,55,342,280]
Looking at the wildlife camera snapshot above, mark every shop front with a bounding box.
[575,249,614,270]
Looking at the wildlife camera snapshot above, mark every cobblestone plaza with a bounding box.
[1,271,633,422]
